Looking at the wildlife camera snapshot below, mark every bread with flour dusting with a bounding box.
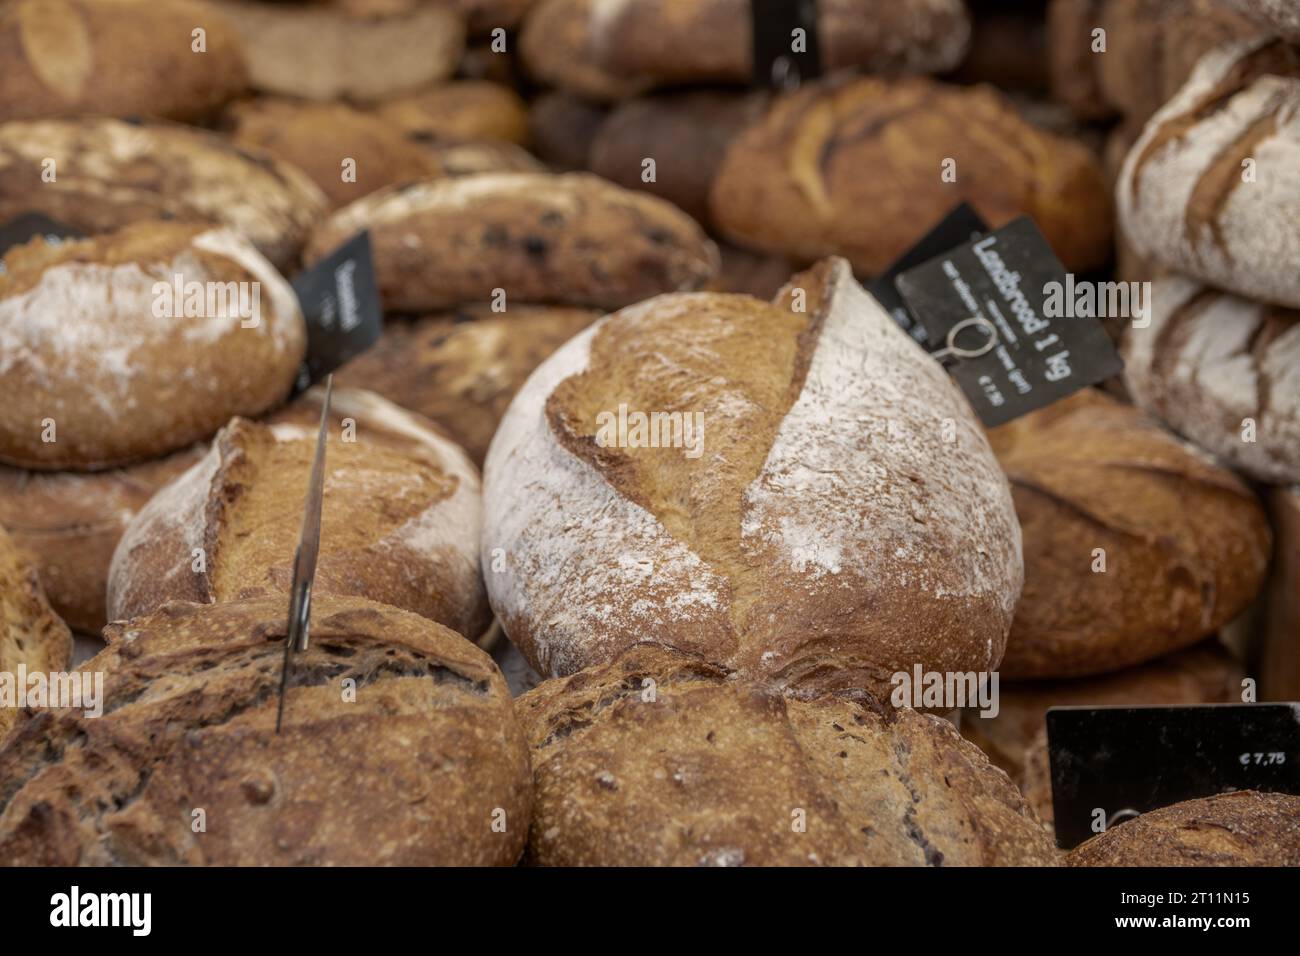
[1122,276,1300,484]
[0,117,326,270]
[1117,37,1300,307]
[482,258,1023,695]
[1223,0,1300,42]
[107,389,490,641]
[0,221,304,471]
[306,172,719,313]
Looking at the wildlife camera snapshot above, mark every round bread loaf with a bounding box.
[0,446,205,633]
[1117,38,1300,308]
[0,117,327,270]
[227,98,442,210]
[483,258,1023,695]
[335,305,601,465]
[210,0,465,103]
[519,0,653,101]
[518,644,1057,866]
[527,92,607,170]
[1222,0,1300,42]
[989,389,1272,679]
[0,524,72,742]
[587,0,970,87]
[0,595,532,865]
[107,389,491,641]
[0,222,305,471]
[1067,791,1300,866]
[0,0,246,123]
[376,81,531,146]
[306,173,720,313]
[1122,276,1300,485]
[709,75,1113,276]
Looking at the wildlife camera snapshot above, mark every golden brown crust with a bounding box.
[0,524,72,742]
[0,595,531,865]
[0,0,246,123]
[335,305,600,465]
[519,0,653,101]
[709,75,1113,276]
[517,645,1057,866]
[990,390,1271,679]
[1068,791,1300,866]
[376,81,531,147]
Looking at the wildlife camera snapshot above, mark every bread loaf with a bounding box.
[587,0,971,86]
[0,524,72,742]
[518,645,1057,866]
[989,389,1271,679]
[418,139,544,178]
[227,98,442,210]
[1222,0,1300,43]
[1047,0,1115,121]
[0,222,305,471]
[210,0,465,103]
[335,305,600,465]
[527,92,607,170]
[306,173,719,313]
[376,81,531,147]
[1118,38,1300,307]
[1067,791,1300,866]
[107,388,490,641]
[0,0,246,123]
[709,75,1112,276]
[483,258,1022,695]
[1122,276,1300,485]
[519,0,652,101]
[1262,485,1300,700]
[0,595,531,864]
[0,447,205,633]
[0,117,327,270]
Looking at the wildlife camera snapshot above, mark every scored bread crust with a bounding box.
[0,595,531,865]
[482,257,1022,697]
[107,389,490,640]
[1123,276,1300,485]
[990,389,1272,679]
[0,222,305,471]
[1067,791,1300,866]
[306,172,720,314]
[1118,37,1300,308]
[518,644,1057,866]
[0,117,326,270]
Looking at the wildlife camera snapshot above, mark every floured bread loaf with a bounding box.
[107,389,491,641]
[0,222,305,471]
[210,0,465,102]
[1123,276,1300,484]
[227,98,442,210]
[336,305,600,465]
[1068,791,1300,866]
[518,645,1057,866]
[709,75,1112,276]
[990,389,1271,679]
[519,0,653,101]
[0,0,246,123]
[0,524,72,742]
[483,258,1022,694]
[1223,0,1300,42]
[376,81,531,147]
[306,173,719,313]
[0,446,206,633]
[1118,38,1300,307]
[586,0,971,87]
[0,117,326,270]
[0,595,532,865]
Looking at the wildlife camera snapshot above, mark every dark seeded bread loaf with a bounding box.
[0,595,531,865]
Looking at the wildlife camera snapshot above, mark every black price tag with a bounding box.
[1046,703,1300,850]
[894,217,1123,427]
[0,213,84,275]
[751,0,821,89]
[869,202,989,347]
[289,231,383,393]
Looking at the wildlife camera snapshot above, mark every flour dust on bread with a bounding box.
[482,258,1022,696]
[1223,0,1300,42]
[107,389,490,641]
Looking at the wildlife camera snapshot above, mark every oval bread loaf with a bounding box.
[0,117,327,270]
[518,645,1057,866]
[0,595,532,865]
[483,258,1023,695]
[306,172,720,313]
[107,389,490,641]
[519,0,653,101]
[0,222,305,471]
